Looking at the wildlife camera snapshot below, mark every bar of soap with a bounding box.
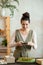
[4,55,15,63]
[36,59,43,64]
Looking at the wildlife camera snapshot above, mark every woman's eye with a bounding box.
[26,24,28,25]
[22,24,25,25]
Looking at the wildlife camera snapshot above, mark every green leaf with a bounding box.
[1,0,7,5]
[14,0,19,5]
[0,4,3,7]
[2,39,7,47]
[9,7,15,16]
[0,0,19,16]
[6,5,16,8]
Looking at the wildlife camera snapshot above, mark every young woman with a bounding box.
[10,12,37,59]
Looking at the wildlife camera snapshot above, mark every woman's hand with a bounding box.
[27,42,34,47]
[9,41,23,47]
[16,41,23,46]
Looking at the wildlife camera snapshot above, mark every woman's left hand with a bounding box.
[27,42,34,47]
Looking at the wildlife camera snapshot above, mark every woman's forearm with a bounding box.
[10,41,23,48]
[9,42,17,48]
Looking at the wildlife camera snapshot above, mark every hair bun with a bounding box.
[21,12,30,23]
[23,12,30,18]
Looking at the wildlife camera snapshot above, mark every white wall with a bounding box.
[0,0,43,58]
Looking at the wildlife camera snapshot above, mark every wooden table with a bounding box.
[0,61,40,65]
[0,58,41,65]
[5,62,40,65]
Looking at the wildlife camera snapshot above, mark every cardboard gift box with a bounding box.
[36,59,43,65]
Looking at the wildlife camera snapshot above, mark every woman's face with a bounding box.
[21,20,30,30]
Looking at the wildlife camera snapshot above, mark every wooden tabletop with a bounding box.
[7,63,40,65]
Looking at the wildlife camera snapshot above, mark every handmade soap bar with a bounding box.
[36,59,43,65]
[4,55,15,63]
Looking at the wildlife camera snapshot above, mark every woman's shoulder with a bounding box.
[15,29,20,32]
[30,29,36,34]
[30,29,33,33]
[15,29,21,34]
[15,29,22,32]
[30,29,36,32]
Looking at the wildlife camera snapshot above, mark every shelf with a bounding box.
[0,16,10,55]
[0,35,6,38]
[0,46,7,53]
[0,52,7,58]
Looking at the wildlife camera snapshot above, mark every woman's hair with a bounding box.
[21,12,30,23]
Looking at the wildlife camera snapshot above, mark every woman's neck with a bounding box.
[21,28,30,33]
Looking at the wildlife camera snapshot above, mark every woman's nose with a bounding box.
[24,25,27,28]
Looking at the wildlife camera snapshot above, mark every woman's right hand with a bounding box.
[16,41,23,46]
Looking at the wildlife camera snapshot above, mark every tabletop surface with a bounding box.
[4,62,40,65]
[0,58,42,65]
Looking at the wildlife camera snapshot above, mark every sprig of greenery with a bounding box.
[2,39,7,47]
[14,0,19,5]
[0,0,19,16]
